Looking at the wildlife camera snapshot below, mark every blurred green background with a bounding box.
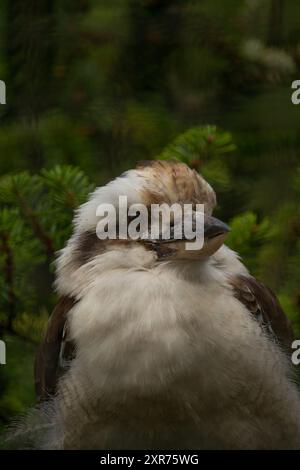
[1,0,300,433]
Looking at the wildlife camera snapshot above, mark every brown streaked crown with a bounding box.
[136,160,216,214]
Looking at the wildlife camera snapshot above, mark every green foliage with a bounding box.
[39,165,94,247]
[0,166,93,344]
[12,310,48,345]
[0,165,94,424]
[0,165,93,256]
[41,165,93,209]
[0,208,43,314]
[159,126,236,191]
[226,212,270,273]
[0,335,36,424]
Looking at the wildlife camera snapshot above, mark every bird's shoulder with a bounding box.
[229,273,294,349]
[34,295,77,402]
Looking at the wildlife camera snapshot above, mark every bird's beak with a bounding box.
[196,214,230,258]
[204,214,230,241]
[143,213,230,260]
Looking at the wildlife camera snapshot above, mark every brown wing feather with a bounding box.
[230,274,294,349]
[34,295,77,402]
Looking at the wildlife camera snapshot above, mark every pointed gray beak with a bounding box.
[140,212,230,260]
[204,215,230,239]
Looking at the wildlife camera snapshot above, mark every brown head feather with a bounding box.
[136,160,216,214]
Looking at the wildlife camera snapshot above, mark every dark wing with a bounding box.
[230,274,294,350]
[34,295,77,402]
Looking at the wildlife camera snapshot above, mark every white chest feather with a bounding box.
[53,247,300,449]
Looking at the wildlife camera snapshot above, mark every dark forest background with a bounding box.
[1,0,300,431]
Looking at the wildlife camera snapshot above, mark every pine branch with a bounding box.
[0,324,38,345]
[41,165,94,209]
[0,231,16,329]
[13,184,55,259]
[158,125,235,191]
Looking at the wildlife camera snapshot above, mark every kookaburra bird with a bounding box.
[32,160,300,450]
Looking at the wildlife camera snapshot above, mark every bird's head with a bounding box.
[70,160,229,265]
